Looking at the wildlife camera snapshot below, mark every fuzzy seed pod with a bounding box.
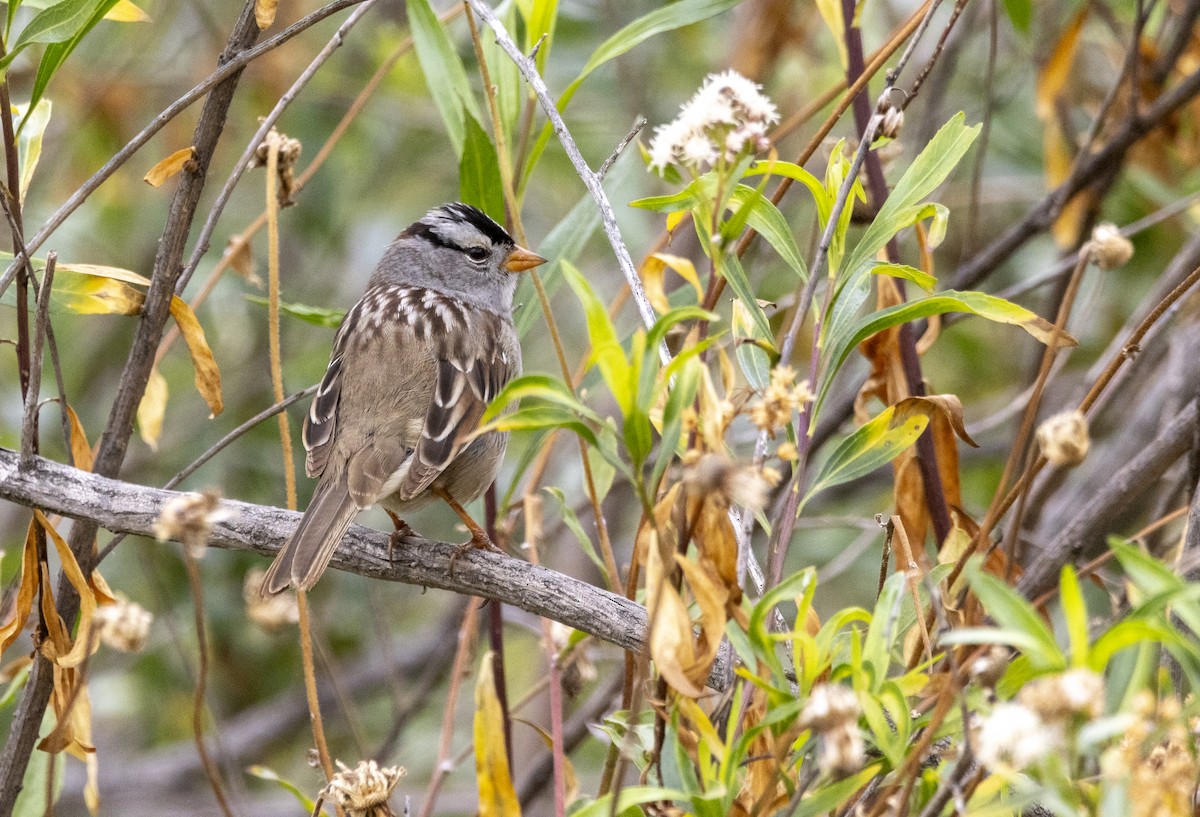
[1036,410,1090,467]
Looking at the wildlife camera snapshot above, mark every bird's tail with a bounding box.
[262,474,358,594]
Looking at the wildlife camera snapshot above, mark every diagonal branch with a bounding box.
[0,447,729,688]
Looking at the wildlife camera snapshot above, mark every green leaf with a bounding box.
[459,115,505,222]
[12,736,63,817]
[544,486,609,585]
[729,186,807,280]
[245,295,344,328]
[521,0,558,70]
[245,765,316,812]
[861,571,906,690]
[842,113,980,280]
[720,253,772,339]
[731,299,773,392]
[570,787,689,817]
[792,764,883,817]
[480,373,602,425]
[870,262,935,294]
[522,0,742,185]
[562,260,633,417]
[1112,540,1200,637]
[744,159,829,219]
[804,398,932,504]
[819,289,1077,412]
[1059,565,1090,667]
[407,0,481,156]
[14,100,50,204]
[1001,0,1032,32]
[0,661,30,709]
[965,558,1065,671]
[483,2,522,142]
[8,0,115,52]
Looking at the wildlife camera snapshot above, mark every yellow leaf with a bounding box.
[169,296,224,417]
[255,0,278,29]
[64,404,94,472]
[58,263,151,288]
[474,652,522,817]
[1035,8,1088,120]
[815,0,848,69]
[641,257,670,314]
[137,366,169,450]
[144,146,196,188]
[649,253,705,304]
[0,521,39,655]
[104,0,150,21]
[56,272,145,315]
[1044,119,1089,247]
[34,510,98,669]
[675,555,728,689]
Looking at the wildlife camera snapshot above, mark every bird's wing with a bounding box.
[399,310,515,501]
[302,323,352,478]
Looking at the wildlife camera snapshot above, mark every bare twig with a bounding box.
[597,117,646,181]
[182,547,239,817]
[177,0,378,294]
[0,0,367,300]
[466,0,664,357]
[19,253,54,468]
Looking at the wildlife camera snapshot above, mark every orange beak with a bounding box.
[503,245,547,273]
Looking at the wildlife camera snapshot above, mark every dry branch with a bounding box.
[0,448,729,686]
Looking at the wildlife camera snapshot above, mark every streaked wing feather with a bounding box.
[399,314,513,500]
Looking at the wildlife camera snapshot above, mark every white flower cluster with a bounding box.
[648,70,779,173]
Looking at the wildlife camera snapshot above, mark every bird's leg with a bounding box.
[384,510,414,564]
[433,486,500,578]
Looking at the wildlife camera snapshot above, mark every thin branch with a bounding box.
[0,448,733,689]
[176,0,378,294]
[465,0,664,358]
[19,253,54,467]
[0,0,368,300]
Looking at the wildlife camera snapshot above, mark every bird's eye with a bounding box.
[465,246,489,263]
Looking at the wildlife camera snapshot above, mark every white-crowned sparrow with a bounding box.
[262,203,545,593]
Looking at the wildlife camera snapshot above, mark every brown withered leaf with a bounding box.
[39,662,100,814]
[649,582,705,698]
[255,0,278,30]
[169,296,223,417]
[733,687,789,815]
[225,234,261,287]
[0,520,39,655]
[137,366,169,450]
[675,555,729,689]
[689,495,740,603]
[64,404,94,472]
[144,146,196,187]
[34,511,100,669]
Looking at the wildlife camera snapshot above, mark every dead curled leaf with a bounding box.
[144,146,196,188]
[255,0,278,30]
[136,366,169,450]
[169,296,224,417]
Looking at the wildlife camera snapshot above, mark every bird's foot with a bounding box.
[384,511,415,564]
[448,529,501,579]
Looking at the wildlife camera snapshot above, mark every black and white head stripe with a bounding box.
[401,202,513,253]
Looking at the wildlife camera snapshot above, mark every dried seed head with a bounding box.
[969,646,1010,688]
[1019,668,1105,723]
[878,107,904,140]
[243,568,299,631]
[1090,223,1134,270]
[322,760,406,817]
[776,441,799,462]
[1036,410,1090,467]
[681,453,779,512]
[751,366,813,436]
[153,489,231,557]
[975,702,1059,772]
[801,684,860,733]
[648,69,779,173]
[94,594,153,653]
